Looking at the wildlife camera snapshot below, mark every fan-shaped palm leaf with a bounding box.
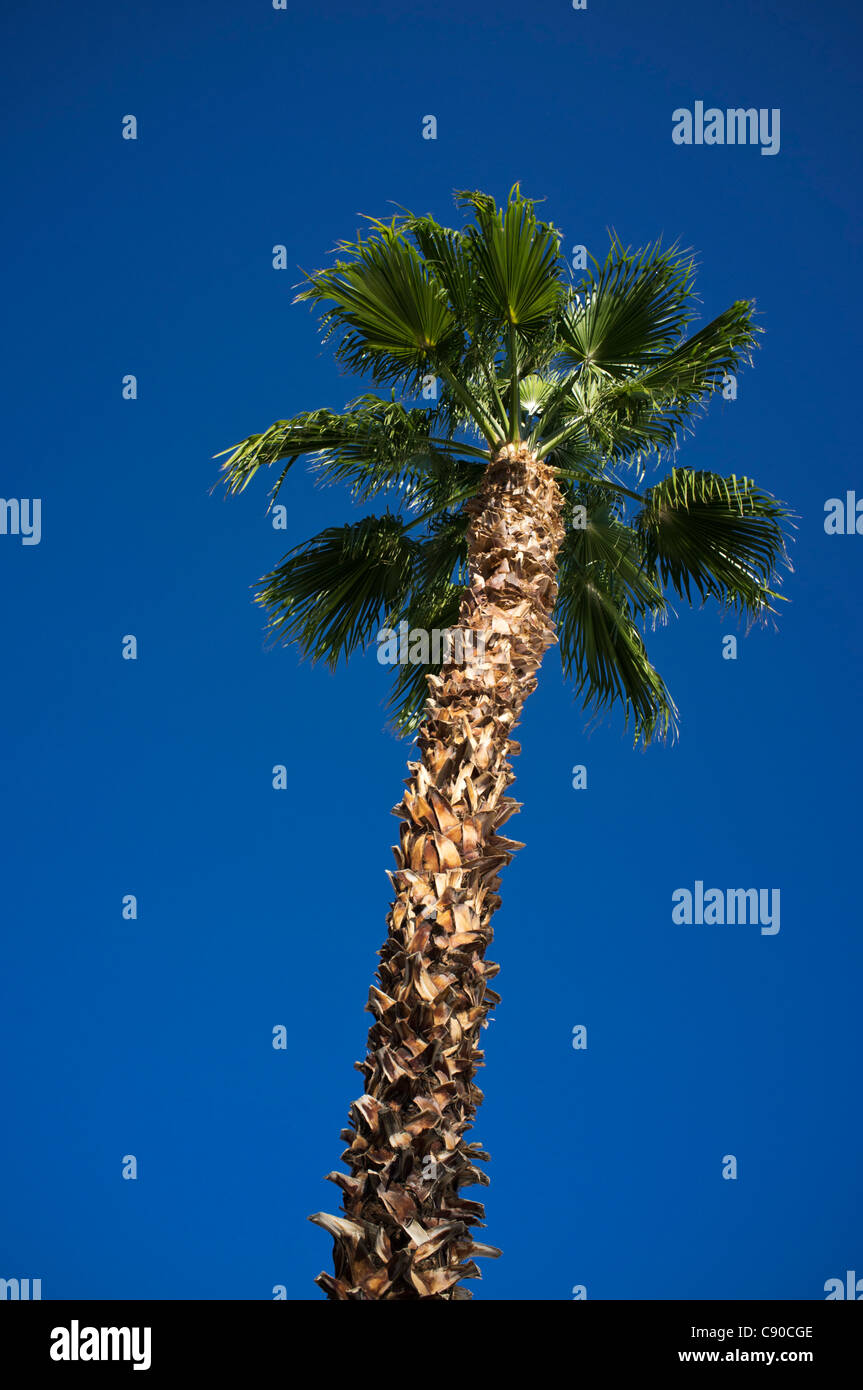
[635,468,791,617]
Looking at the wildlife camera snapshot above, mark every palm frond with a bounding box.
[540,296,759,463]
[295,223,461,390]
[561,486,668,620]
[214,409,335,498]
[386,579,465,733]
[401,214,478,327]
[634,301,759,402]
[553,483,676,743]
[257,513,417,666]
[456,185,565,335]
[556,239,696,376]
[216,398,485,507]
[555,537,677,744]
[635,469,793,618]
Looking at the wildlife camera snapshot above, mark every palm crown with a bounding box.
[217,185,791,740]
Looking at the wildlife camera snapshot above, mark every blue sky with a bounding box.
[2,0,861,1300]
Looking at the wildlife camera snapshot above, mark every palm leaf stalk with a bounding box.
[217,187,792,1299]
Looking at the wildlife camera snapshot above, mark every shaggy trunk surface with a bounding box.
[311,443,565,1299]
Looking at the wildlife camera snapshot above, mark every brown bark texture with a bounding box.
[311,443,565,1298]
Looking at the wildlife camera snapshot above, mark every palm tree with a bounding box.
[217,187,791,1300]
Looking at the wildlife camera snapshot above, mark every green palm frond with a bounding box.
[215,398,487,505]
[414,509,469,585]
[456,185,565,442]
[295,223,462,389]
[385,579,465,734]
[214,409,338,498]
[519,371,564,422]
[383,511,469,731]
[456,185,565,333]
[561,486,669,620]
[401,214,478,328]
[633,301,759,403]
[555,517,677,744]
[635,469,793,618]
[556,239,696,377]
[257,513,418,665]
[539,256,759,464]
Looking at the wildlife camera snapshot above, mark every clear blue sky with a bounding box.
[2,0,861,1300]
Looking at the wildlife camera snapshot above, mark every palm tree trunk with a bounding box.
[311,443,565,1299]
